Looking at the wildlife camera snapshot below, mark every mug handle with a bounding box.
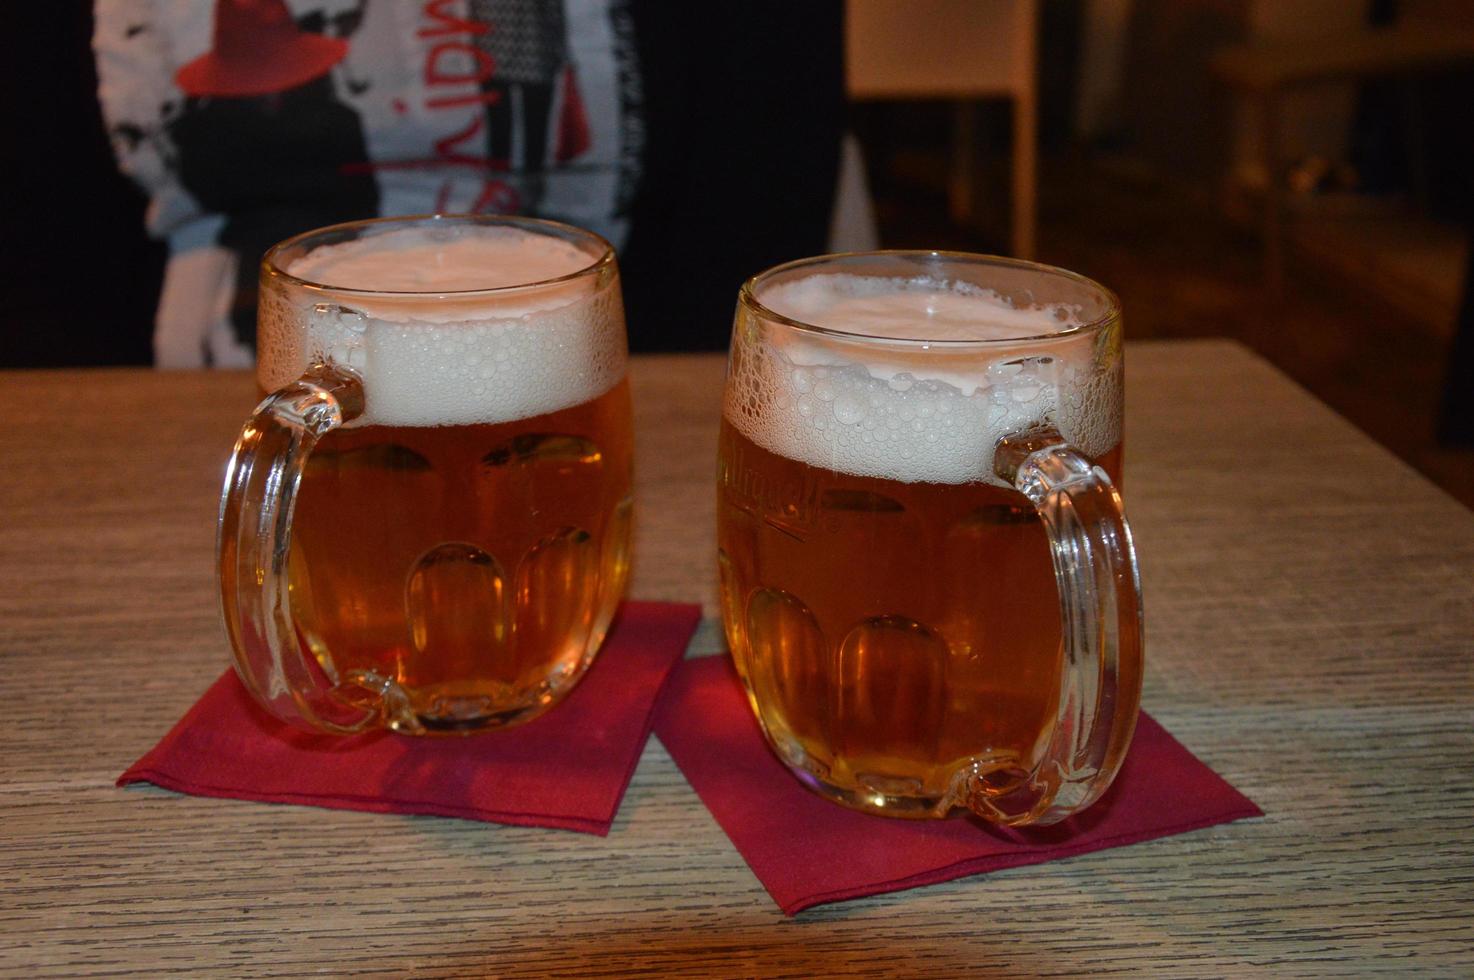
[975,424,1145,825]
[217,361,409,734]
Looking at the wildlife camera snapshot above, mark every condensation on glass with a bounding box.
[717,251,1143,825]
[219,215,633,735]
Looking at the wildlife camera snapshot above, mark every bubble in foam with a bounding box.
[833,391,865,425]
[727,275,1119,487]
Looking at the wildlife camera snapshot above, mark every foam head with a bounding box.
[726,271,1121,486]
[286,224,595,297]
[258,221,626,427]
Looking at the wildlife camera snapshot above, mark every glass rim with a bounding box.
[261,213,616,299]
[738,250,1122,347]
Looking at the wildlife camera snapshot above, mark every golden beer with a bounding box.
[719,252,1142,823]
[292,380,632,731]
[222,215,632,735]
[719,423,1124,809]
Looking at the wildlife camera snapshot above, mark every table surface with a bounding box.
[3,340,1472,977]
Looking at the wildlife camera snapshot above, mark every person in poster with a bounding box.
[94,0,638,366]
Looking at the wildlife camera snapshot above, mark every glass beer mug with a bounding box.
[717,252,1144,825]
[220,215,633,735]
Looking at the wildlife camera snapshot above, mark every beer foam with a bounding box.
[287,224,594,294]
[727,274,1120,486]
[259,226,625,427]
[761,273,1078,342]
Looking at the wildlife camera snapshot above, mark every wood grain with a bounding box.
[1,342,1471,976]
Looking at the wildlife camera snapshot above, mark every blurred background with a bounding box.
[4,0,1471,507]
[845,0,1474,509]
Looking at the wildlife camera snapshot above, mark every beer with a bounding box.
[719,265,1134,817]
[254,219,632,732]
[291,382,632,732]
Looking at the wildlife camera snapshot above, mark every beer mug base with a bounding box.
[784,758,956,820]
[391,697,563,736]
[319,640,606,737]
[768,731,1052,824]
[383,676,585,735]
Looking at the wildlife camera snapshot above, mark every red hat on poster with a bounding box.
[176,0,348,98]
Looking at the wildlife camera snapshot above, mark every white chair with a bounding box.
[846,0,1039,259]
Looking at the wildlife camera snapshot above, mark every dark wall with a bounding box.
[1119,0,1249,180]
[1,4,164,368]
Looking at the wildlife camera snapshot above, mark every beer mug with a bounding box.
[219,215,633,735]
[717,252,1143,825]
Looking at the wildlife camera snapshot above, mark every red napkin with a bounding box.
[654,655,1262,914]
[120,601,701,835]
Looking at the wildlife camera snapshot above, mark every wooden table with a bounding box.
[3,341,1472,976]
